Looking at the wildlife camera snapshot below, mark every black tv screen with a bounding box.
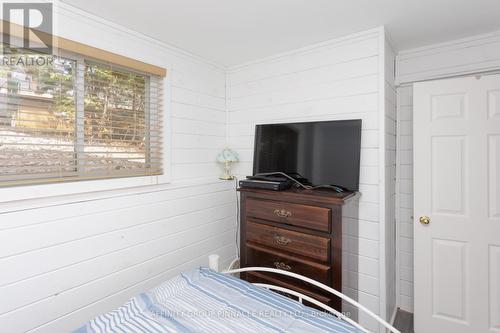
[253,120,362,191]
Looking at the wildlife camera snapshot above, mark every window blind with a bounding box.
[82,61,163,179]
[0,53,163,186]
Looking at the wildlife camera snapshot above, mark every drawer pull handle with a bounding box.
[274,209,292,218]
[273,261,291,271]
[274,235,292,246]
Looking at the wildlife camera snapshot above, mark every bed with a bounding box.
[74,267,399,333]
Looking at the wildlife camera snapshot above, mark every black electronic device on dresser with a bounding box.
[238,119,361,312]
[238,179,292,191]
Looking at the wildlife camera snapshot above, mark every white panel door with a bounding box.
[414,75,500,333]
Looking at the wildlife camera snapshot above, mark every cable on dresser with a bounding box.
[254,171,345,193]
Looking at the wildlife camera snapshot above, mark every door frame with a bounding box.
[395,69,500,314]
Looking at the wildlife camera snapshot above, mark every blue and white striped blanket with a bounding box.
[74,267,360,333]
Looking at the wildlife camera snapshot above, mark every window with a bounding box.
[83,62,162,178]
[0,52,163,186]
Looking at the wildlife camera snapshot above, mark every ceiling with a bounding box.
[60,0,500,67]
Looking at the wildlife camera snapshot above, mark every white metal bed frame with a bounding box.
[223,267,401,333]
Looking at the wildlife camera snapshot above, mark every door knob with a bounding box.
[419,216,431,225]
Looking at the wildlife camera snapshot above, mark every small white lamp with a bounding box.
[217,147,239,180]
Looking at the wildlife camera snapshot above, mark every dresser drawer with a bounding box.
[246,220,330,262]
[245,272,334,309]
[246,198,331,232]
[246,244,330,285]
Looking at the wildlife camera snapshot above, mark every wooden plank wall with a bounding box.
[0,3,235,333]
[227,28,386,332]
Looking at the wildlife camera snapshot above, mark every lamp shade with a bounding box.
[216,147,239,163]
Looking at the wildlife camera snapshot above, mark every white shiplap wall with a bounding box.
[396,30,500,85]
[384,37,397,322]
[396,85,414,312]
[0,4,236,333]
[394,29,500,313]
[227,27,390,332]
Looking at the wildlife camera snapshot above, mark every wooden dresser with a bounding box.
[238,187,356,311]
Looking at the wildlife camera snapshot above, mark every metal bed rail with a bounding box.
[224,267,401,333]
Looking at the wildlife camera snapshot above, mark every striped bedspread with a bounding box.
[74,267,360,333]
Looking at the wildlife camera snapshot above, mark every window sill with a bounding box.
[0,175,230,212]
[0,175,155,206]
[0,176,233,214]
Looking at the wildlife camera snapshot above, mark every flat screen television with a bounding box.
[253,119,362,191]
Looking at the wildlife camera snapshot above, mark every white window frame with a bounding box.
[0,51,171,204]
